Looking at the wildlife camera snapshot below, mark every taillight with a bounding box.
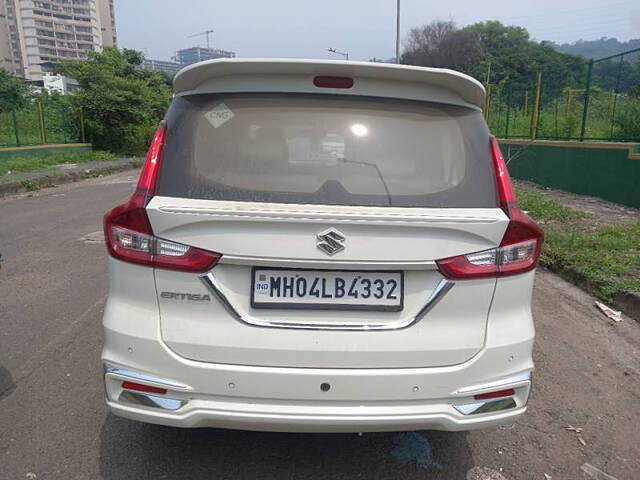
[104,122,221,272]
[436,137,543,280]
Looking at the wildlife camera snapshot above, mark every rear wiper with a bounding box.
[337,157,393,206]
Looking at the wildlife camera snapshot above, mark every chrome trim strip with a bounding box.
[157,205,501,225]
[104,364,190,390]
[456,371,532,395]
[199,272,454,331]
[453,397,517,415]
[119,390,186,411]
[219,255,438,270]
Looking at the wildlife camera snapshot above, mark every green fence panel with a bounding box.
[0,100,83,147]
[499,140,640,209]
[488,47,640,143]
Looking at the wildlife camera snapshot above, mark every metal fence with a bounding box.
[0,101,86,148]
[486,47,640,142]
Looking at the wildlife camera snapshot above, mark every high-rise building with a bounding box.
[142,58,182,75]
[97,0,115,47]
[175,46,235,67]
[141,46,236,76]
[0,0,117,81]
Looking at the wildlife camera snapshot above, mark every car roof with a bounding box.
[173,58,485,110]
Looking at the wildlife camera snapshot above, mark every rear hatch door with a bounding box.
[148,92,506,368]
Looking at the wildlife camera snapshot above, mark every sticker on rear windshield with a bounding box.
[205,103,234,128]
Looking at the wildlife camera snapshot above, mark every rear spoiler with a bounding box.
[173,58,485,110]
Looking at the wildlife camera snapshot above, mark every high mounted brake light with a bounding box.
[313,76,354,89]
[104,122,221,272]
[436,137,543,280]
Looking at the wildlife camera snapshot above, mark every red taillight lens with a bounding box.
[104,122,221,272]
[490,136,517,214]
[313,76,354,89]
[473,388,515,401]
[121,381,167,395]
[136,121,166,203]
[436,137,543,280]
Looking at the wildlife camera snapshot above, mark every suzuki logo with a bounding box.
[316,228,346,256]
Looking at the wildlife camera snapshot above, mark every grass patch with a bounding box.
[517,187,640,302]
[542,224,640,301]
[0,150,116,176]
[518,189,582,223]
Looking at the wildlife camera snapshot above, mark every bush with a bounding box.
[55,48,172,156]
[20,179,39,191]
[612,98,640,141]
[85,120,156,156]
[557,113,580,138]
[0,68,30,112]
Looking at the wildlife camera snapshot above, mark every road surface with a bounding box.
[0,171,638,480]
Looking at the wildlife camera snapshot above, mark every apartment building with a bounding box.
[141,58,182,75]
[0,0,117,81]
[175,46,235,66]
[142,47,237,77]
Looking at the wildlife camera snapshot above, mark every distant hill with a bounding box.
[548,37,640,60]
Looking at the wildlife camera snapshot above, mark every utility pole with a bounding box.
[395,0,400,63]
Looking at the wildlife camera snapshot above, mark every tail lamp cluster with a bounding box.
[103,123,220,273]
[105,118,540,279]
[436,137,543,279]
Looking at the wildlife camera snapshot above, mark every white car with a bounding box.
[102,58,542,432]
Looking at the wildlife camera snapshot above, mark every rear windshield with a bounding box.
[159,94,497,208]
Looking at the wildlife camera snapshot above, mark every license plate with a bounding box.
[251,268,403,311]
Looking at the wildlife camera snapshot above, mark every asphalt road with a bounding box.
[1,170,639,480]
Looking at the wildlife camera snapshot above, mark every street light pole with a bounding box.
[395,0,400,63]
[328,48,349,61]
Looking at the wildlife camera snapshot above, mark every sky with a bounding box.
[114,0,640,62]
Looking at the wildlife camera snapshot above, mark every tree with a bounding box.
[459,21,533,83]
[401,21,480,73]
[54,47,172,154]
[592,59,640,93]
[0,68,30,112]
[403,21,585,90]
[549,37,640,62]
[458,22,586,92]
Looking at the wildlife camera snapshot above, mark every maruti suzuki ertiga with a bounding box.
[102,59,542,432]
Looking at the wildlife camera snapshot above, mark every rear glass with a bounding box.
[159,94,497,208]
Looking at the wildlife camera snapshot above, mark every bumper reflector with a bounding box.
[121,381,167,395]
[474,388,515,401]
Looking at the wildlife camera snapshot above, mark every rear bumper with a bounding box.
[102,327,533,432]
[106,394,527,433]
[102,262,535,432]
